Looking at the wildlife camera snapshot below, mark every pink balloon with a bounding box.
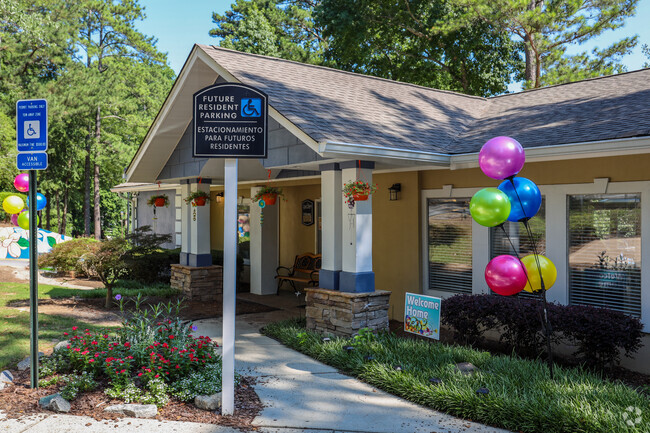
[485,255,527,296]
[11,213,18,226]
[14,173,29,192]
[478,136,525,180]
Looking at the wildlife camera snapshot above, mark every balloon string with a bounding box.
[498,224,534,292]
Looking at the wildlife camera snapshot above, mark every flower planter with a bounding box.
[352,193,369,201]
[262,193,277,205]
[154,198,167,207]
[193,197,207,207]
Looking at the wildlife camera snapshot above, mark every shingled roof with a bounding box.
[198,44,650,155]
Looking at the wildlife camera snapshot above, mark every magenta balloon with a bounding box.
[11,213,18,226]
[14,173,29,193]
[485,255,527,296]
[478,136,526,180]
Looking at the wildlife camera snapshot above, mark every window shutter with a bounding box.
[568,194,641,317]
[427,198,472,294]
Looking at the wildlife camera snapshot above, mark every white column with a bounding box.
[319,164,342,290]
[222,159,237,415]
[339,161,375,292]
[545,188,568,304]
[249,186,279,295]
[180,183,191,266]
[189,182,212,262]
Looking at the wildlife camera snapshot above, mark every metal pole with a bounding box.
[29,170,38,388]
[222,158,238,415]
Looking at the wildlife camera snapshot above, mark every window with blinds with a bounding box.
[568,194,641,317]
[427,198,472,294]
[490,199,546,298]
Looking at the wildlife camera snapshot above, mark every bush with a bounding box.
[40,296,221,405]
[442,294,643,369]
[38,237,99,276]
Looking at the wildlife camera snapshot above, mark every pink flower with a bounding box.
[88,359,94,363]
[72,326,78,331]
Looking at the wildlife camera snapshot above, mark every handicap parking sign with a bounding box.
[24,120,40,139]
[241,98,261,117]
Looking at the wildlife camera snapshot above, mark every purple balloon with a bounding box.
[485,255,527,296]
[478,136,525,180]
[11,213,18,226]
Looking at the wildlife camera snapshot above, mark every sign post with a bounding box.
[16,99,48,389]
[193,83,268,415]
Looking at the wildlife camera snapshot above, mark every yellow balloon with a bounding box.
[3,195,24,214]
[521,254,557,293]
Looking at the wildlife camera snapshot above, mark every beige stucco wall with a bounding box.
[278,183,320,267]
[372,171,421,320]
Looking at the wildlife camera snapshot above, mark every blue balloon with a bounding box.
[498,177,541,222]
[26,193,47,211]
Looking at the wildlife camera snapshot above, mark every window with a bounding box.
[490,199,545,298]
[427,198,472,294]
[568,194,641,317]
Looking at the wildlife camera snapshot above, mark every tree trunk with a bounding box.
[62,186,69,235]
[55,192,61,234]
[84,137,91,236]
[104,285,113,309]
[94,162,101,239]
[94,105,101,240]
[45,193,51,231]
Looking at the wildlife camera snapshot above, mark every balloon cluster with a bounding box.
[470,136,556,296]
[2,173,46,230]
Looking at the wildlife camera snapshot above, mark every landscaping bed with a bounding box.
[263,318,650,433]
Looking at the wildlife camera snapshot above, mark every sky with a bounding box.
[138,0,650,85]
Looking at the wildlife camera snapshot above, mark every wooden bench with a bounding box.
[275,253,321,295]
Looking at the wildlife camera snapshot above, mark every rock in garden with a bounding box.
[54,341,70,352]
[194,393,221,411]
[454,362,479,375]
[38,394,71,413]
[104,404,158,418]
[17,353,44,371]
[0,370,13,383]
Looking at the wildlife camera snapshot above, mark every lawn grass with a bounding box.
[0,282,109,371]
[75,279,180,299]
[263,319,650,433]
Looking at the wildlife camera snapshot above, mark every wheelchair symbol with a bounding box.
[23,120,40,139]
[241,98,261,117]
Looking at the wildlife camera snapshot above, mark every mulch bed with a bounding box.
[389,320,650,390]
[0,369,263,430]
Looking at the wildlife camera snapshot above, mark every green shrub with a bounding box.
[42,295,221,405]
[38,237,99,276]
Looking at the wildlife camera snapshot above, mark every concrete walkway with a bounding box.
[1,293,510,433]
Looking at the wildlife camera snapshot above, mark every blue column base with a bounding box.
[319,269,340,291]
[339,271,375,293]
[181,253,212,267]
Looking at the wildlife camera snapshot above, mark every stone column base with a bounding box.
[305,287,390,337]
[170,264,223,302]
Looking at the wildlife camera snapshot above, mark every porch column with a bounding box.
[340,161,375,293]
[250,186,279,295]
[319,163,342,290]
[180,179,212,267]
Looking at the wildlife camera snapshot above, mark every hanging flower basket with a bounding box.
[147,194,169,208]
[252,186,284,205]
[343,181,376,205]
[184,190,211,207]
[262,193,277,205]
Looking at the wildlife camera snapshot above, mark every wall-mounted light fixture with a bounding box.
[216,192,224,203]
[388,183,401,201]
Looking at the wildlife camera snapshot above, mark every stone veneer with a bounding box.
[305,287,391,337]
[170,264,223,302]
